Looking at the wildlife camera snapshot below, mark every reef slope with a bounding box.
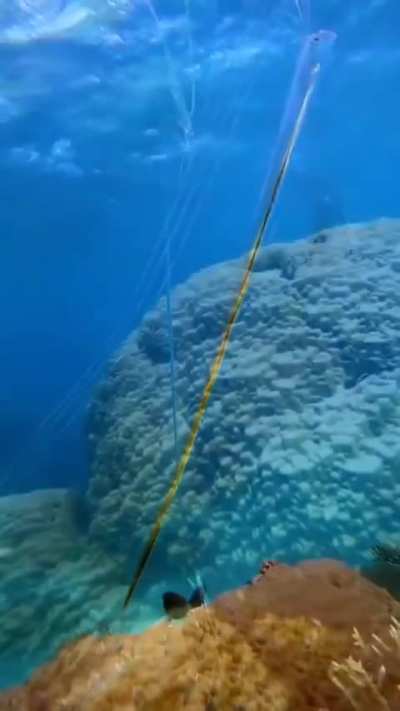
[2,559,400,710]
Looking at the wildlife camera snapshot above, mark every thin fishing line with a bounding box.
[184,0,196,120]
[152,88,254,307]
[6,35,196,452]
[3,23,263,490]
[4,93,259,496]
[144,0,193,140]
[165,233,179,466]
[34,2,199,430]
[294,0,310,28]
[147,65,263,312]
[130,88,249,321]
[50,66,257,429]
[10,105,226,465]
[60,75,249,427]
[44,28,251,427]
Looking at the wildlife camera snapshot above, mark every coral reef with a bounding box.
[2,559,400,710]
[0,489,160,689]
[86,218,400,585]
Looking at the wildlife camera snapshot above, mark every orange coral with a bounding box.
[2,559,400,710]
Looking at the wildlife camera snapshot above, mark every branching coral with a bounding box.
[329,618,400,710]
[0,611,349,711]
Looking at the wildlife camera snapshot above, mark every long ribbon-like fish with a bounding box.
[124,28,337,609]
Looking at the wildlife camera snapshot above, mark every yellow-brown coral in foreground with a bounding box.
[2,559,400,710]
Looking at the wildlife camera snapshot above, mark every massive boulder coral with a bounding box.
[2,560,400,710]
[87,219,400,586]
[0,489,156,689]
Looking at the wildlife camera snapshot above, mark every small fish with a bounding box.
[162,585,206,620]
[247,559,279,586]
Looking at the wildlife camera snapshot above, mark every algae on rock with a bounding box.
[3,559,400,710]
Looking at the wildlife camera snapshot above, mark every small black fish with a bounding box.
[162,585,206,619]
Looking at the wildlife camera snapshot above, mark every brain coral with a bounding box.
[86,218,400,587]
[2,560,400,710]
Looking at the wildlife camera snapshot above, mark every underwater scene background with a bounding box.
[0,0,400,695]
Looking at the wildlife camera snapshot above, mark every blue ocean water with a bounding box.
[0,0,400,694]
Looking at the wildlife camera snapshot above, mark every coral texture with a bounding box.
[87,218,400,584]
[0,490,159,689]
[2,560,400,710]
